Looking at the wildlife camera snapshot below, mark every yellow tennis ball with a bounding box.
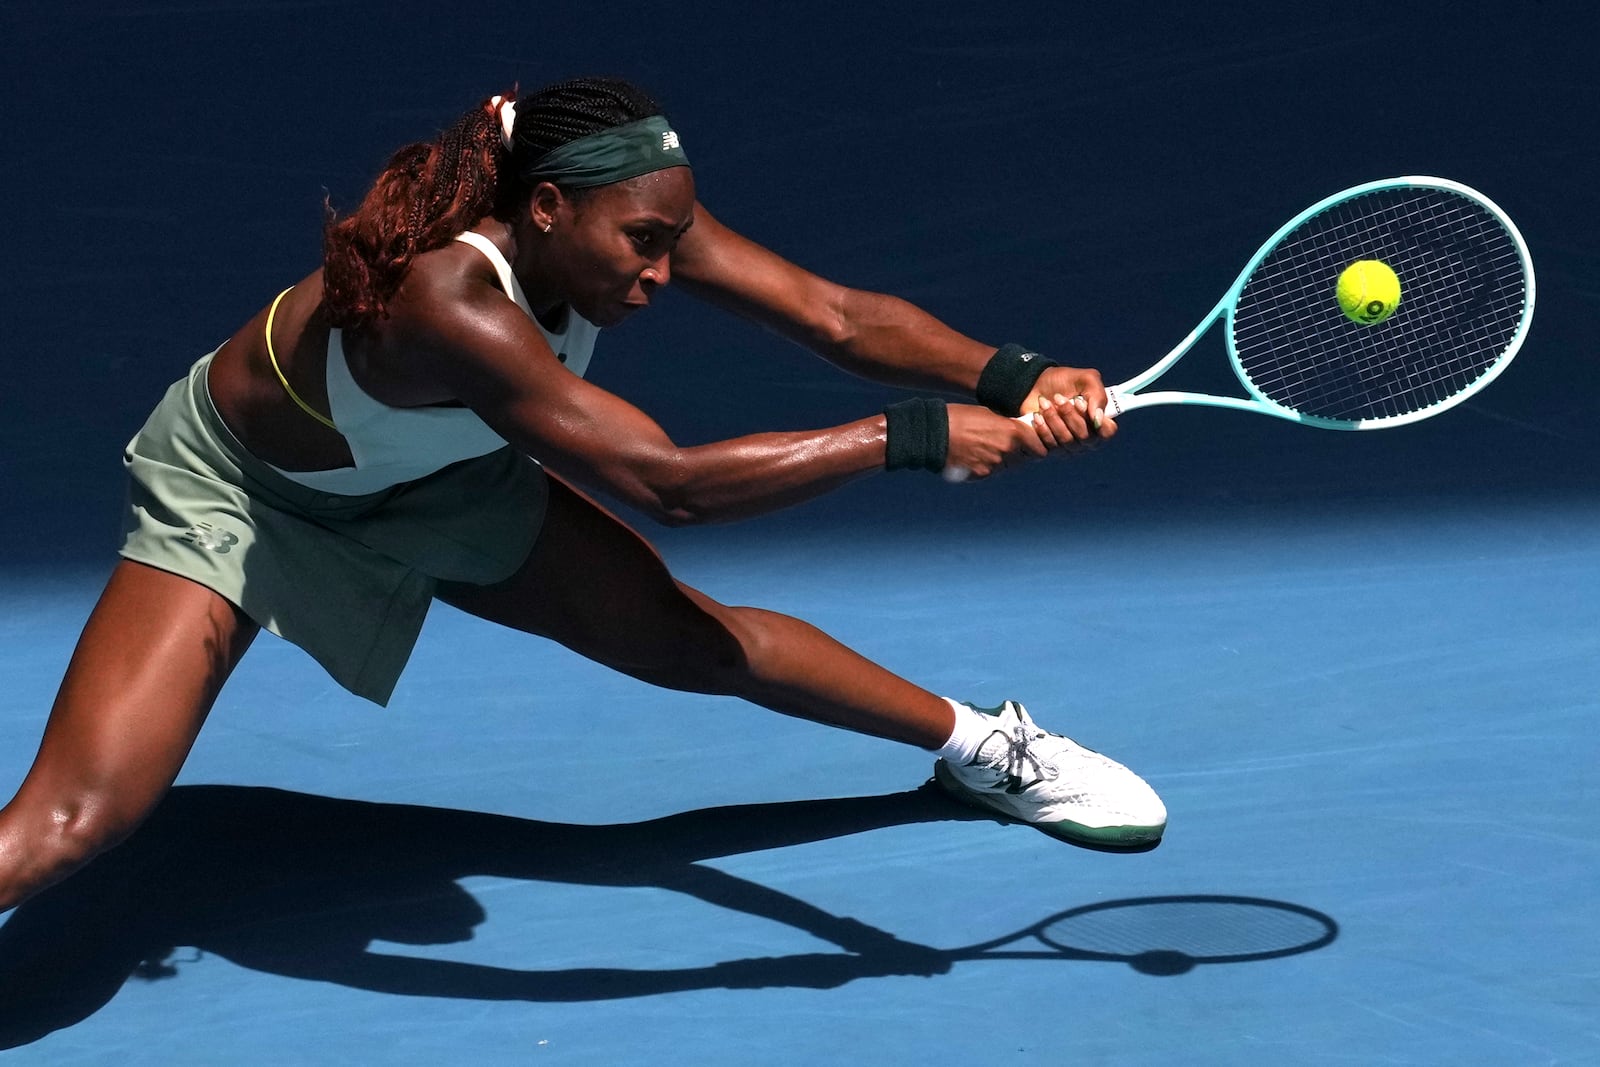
[1336,260,1401,325]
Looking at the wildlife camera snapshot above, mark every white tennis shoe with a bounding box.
[933,701,1166,847]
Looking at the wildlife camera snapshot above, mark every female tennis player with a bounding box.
[0,78,1164,913]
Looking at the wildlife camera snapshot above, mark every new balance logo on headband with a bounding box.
[528,116,688,188]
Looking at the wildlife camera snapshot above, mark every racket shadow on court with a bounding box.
[0,784,1337,1048]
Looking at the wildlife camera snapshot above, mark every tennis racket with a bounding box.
[945,176,1535,481]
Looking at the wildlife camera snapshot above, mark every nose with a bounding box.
[641,256,671,289]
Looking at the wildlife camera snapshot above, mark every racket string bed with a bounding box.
[1230,185,1528,424]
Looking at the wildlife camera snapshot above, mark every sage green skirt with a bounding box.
[119,350,548,705]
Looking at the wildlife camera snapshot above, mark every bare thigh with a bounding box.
[437,477,952,747]
[437,477,744,689]
[0,560,259,909]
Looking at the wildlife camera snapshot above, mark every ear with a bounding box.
[528,181,565,232]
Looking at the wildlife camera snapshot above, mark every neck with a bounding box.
[484,216,566,323]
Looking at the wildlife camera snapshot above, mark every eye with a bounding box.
[628,230,658,252]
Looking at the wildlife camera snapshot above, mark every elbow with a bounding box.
[623,448,761,527]
[634,461,723,528]
[651,504,706,528]
[817,288,858,352]
[647,489,724,528]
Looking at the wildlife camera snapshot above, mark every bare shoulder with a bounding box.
[388,237,511,335]
[356,237,544,402]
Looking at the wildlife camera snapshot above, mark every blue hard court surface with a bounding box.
[2,4,1596,1064]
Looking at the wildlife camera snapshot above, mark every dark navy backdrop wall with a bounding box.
[3,2,1595,566]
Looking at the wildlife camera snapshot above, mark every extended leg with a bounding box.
[438,477,955,748]
[440,477,1166,847]
[0,561,259,911]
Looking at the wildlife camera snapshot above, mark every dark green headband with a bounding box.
[521,115,691,190]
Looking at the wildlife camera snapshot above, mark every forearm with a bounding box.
[675,205,1043,405]
[813,288,995,395]
[827,294,1098,423]
[602,417,891,526]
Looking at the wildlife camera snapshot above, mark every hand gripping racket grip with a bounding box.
[941,413,1036,484]
[940,388,1127,483]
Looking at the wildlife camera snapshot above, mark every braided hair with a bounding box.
[322,77,664,331]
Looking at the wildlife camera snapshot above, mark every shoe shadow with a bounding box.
[0,782,987,1046]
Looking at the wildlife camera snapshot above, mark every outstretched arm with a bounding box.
[395,250,1055,525]
[672,201,1117,433]
[673,203,993,393]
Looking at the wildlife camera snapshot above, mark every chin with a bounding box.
[596,303,646,328]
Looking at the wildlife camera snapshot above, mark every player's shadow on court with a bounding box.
[0,784,1337,1048]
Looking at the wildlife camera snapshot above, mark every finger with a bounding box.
[1067,376,1109,433]
[1082,392,1111,435]
[1070,367,1105,400]
[1015,422,1048,458]
[1055,394,1092,442]
[1000,413,1046,459]
[1079,381,1108,415]
[1031,396,1067,447]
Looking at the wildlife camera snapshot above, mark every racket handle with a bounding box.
[941,464,975,483]
[941,464,974,484]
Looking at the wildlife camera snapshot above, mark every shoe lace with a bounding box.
[1003,706,1059,784]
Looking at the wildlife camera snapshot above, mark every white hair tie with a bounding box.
[489,95,516,151]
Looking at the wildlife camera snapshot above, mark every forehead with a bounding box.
[579,167,696,224]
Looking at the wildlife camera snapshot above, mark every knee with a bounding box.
[680,601,780,695]
[623,590,752,696]
[0,790,135,910]
[48,791,136,862]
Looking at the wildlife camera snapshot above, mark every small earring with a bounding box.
[542,222,553,233]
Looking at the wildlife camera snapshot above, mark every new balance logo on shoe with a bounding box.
[182,522,239,554]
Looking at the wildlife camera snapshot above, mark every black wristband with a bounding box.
[975,343,1057,416]
[883,398,950,473]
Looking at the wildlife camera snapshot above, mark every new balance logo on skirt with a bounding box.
[182,522,238,553]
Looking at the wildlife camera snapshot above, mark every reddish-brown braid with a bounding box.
[321,99,511,330]
[321,78,664,331]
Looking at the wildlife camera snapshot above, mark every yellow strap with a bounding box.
[264,286,338,431]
